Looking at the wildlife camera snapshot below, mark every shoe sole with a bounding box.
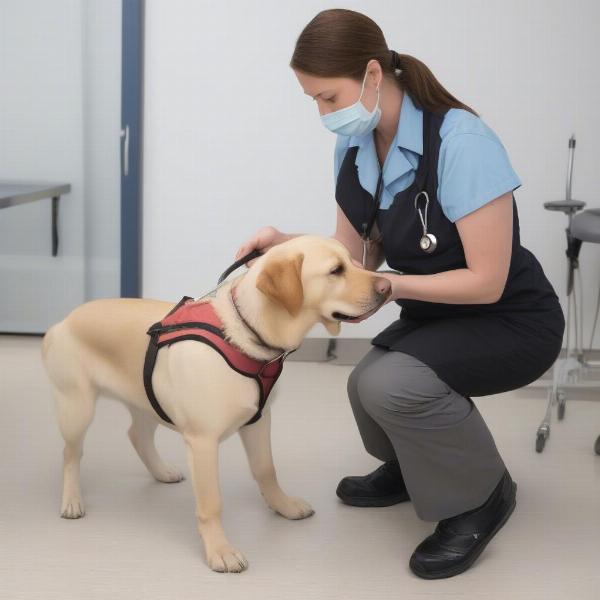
[409,481,517,580]
[336,488,411,507]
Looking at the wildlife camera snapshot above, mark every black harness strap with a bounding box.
[142,295,284,428]
[143,335,174,424]
[142,295,196,426]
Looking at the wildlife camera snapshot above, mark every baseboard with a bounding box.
[286,337,373,365]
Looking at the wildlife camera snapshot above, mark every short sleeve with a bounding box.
[438,133,522,223]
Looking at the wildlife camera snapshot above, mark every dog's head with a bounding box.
[253,235,392,336]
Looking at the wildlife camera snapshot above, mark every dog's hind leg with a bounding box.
[52,381,97,519]
[127,405,185,483]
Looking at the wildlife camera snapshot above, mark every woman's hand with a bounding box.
[234,226,289,268]
[381,279,397,306]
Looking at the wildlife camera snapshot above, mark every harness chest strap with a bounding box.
[142,296,292,427]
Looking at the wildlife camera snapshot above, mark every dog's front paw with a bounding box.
[272,495,315,520]
[61,496,85,519]
[206,544,249,573]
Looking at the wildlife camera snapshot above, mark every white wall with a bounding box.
[143,0,600,343]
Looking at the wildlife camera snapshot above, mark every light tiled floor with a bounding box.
[1,334,600,600]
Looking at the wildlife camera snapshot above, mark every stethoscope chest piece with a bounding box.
[360,169,439,263]
[419,233,437,253]
[414,190,437,254]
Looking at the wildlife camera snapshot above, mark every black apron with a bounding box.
[335,106,565,397]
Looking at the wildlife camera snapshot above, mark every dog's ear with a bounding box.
[320,317,341,336]
[256,253,305,316]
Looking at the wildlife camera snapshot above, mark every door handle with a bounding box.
[120,125,130,176]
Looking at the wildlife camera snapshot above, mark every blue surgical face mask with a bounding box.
[320,67,381,136]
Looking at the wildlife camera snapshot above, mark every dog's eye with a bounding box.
[329,264,344,276]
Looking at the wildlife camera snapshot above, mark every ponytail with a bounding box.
[291,9,478,117]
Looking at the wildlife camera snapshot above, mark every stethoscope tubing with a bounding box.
[361,168,437,254]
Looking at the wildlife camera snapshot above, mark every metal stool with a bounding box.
[538,135,600,453]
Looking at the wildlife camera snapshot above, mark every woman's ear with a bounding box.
[256,253,305,316]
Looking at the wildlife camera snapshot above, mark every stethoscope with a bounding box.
[361,168,437,267]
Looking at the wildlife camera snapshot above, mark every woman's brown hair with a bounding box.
[290,8,478,117]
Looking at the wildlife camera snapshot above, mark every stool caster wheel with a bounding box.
[557,390,567,420]
[594,435,600,456]
[536,432,547,453]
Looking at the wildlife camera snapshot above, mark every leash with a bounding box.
[192,248,264,302]
[218,248,263,284]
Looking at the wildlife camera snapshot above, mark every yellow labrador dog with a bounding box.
[41,234,391,572]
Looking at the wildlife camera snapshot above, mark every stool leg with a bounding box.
[572,267,579,361]
[586,274,600,354]
[576,264,585,362]
[537,233,574,450]
[51,196,59,256]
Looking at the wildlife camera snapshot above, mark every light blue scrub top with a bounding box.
[333,92,522,223]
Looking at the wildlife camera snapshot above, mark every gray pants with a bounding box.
[348,346,507,522]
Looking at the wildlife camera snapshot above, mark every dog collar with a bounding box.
[229,280,296,361]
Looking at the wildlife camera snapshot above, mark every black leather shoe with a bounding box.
[409,468,517,579]
[336,459,411,507]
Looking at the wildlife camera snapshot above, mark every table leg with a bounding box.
[52,196,59,256]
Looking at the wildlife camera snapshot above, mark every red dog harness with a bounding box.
[143,292,294,427]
